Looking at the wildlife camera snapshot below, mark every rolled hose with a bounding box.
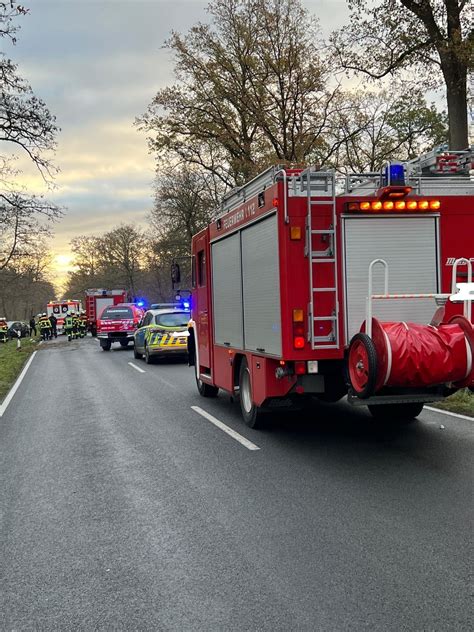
[348,317,474,398]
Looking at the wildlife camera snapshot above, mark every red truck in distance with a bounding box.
[85,289,127,336]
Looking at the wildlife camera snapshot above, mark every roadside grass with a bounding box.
[0,337,40,403]
[431,388,474,418]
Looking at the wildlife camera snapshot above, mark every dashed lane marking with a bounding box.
[0,351,37,418]
[128,362,146,374]
[424,406,473,422]
[191,406,260,451]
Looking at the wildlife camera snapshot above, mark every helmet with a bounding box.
[42,313,47,317]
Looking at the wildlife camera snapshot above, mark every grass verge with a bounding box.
[431,388,474,418]
[0,337,40,403]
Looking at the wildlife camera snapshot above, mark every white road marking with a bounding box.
[191,406,260,451]
[128,362,146,374]
[0,351,37,418]
[424,406,473,422]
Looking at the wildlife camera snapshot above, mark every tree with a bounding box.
[328,86,448,173]
[137,0,343,187]
[0,1,62,270]
[331,0,473,149]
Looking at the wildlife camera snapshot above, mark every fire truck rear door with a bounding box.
[343,215,439,342]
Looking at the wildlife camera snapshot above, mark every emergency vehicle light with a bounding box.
[347,199,441,212]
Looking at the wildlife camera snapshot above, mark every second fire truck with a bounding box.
[190,148,474,427]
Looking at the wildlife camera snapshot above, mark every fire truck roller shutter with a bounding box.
[96,297,114,318]
[344,216,439,342]
[212,233,244,348]
[241,214,282,356]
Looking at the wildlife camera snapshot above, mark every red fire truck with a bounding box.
[85,288,127,336]
[47,300,82,335]
[190,148,474,427]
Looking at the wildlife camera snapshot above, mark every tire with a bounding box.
[134,345,142,360]
[144,344,154,364]
[347,333,378,399]
[368,403,424,423]
[196,375,219,398]
[100,340,111,351]
[239,358,265,428]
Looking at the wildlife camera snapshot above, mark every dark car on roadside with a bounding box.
[8,321,30,338]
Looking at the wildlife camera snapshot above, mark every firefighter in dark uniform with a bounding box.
[49,313,58,338]
[0,318,8,343]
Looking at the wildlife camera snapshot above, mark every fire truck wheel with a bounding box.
[348,333,378,399]
[368,403,424,423]
[196,376,219,398]
[239,358,265,429]
[100,340,111,351]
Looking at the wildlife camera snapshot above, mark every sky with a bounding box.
[3,0,349,289]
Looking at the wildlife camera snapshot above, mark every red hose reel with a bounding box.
[348,316,474,398]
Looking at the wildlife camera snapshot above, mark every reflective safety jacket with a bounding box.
[39,318,51,329]
[64,315,73,329]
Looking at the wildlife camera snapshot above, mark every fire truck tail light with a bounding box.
[406,200,417,210]
[360,202,370,210]
[429,200,441,209]
[294,361,306,375]
[294,336,305,349]
[395,201,406,210]
[290,226,302,240]
[382,201,394,210]
[418,200,429,210]
[272,197,279,207]
[371,201,382,210]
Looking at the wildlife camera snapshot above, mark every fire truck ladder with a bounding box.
[299,168,339,350]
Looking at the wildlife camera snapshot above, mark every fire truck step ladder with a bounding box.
[299,168,339,350]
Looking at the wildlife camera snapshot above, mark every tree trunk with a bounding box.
[443,59,468,150]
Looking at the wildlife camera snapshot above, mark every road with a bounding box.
[0,337,472,631]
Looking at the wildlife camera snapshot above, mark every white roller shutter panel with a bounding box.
[212,233,243,348]
[241,214,282,356]
[344,216,439,341]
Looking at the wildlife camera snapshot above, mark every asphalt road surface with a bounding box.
[1,337,472,631]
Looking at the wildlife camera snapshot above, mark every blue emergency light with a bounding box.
[183,302,190,310]
[384,163,405,186]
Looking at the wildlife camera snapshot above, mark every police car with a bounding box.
[133,305,190,363]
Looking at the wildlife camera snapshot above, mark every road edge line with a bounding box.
[191,405,260,451]
[424,406,473,422]
[0,351,37,418]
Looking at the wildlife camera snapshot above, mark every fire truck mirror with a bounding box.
[171,263,181,284]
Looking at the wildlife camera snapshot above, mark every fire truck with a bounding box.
[47,300,82,335]
[190,147,474,428]
[85,288,127,336]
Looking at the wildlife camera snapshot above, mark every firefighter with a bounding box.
[0,317,8,343]
[39,313,52,341]
[64,312,74,341]
[49,313,58,338]
[72,311,80,339]
[78,311,87,338]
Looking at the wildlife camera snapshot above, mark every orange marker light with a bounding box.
[290,226,302,240]
[371,201,382,211]
[382,201,394,210]
[395,200,406,210]
[360,202,371,211]
[418,200,429,210]
[348,202,360,211]
[406,200,418,210]
[293,309,304,322]
[429,200,441,210]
